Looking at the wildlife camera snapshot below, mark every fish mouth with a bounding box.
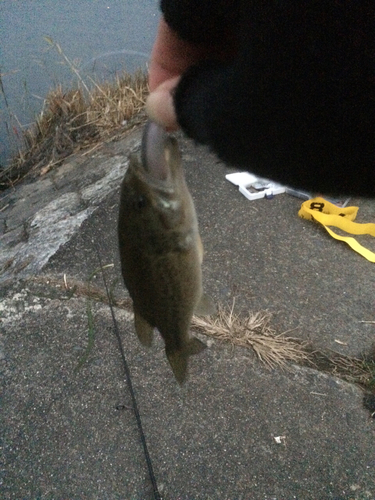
[141,120,169,181]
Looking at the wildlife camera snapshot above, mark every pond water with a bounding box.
[0,0,160,167]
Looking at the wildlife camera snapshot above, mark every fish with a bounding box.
[118,121,215,384]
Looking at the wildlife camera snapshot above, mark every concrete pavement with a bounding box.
[1,125,374,499]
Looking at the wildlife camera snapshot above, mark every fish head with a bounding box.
[120,122,196,235]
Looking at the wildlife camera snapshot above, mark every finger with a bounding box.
[146,77,180,131]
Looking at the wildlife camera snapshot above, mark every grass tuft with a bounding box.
[0,38,148,190]
[306,347,375,392]
[192,302,375,395]
[192,302,311,369]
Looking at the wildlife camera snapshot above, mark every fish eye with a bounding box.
[134,195,147,210]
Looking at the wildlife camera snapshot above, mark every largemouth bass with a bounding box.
[118,121,214,384]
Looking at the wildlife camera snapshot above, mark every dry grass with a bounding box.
[0,39,148,190]
[32,274,132,310]
[191,302,375,394]
[31,274,375,397]
[87,71,148,130]
[192,302,311,369]
[306,347,375,391]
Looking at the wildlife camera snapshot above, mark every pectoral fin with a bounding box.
[166,337,206,384]
[194,293,216,316]
[134,310,154,347]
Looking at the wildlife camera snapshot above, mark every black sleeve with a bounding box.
[161,1,375,196]
[161,0,239,45]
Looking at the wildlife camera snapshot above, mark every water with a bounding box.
[0,0,160,166]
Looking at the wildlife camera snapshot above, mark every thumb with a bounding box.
[146,76,180,131]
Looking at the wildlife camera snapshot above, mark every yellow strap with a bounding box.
[298,197,375,262]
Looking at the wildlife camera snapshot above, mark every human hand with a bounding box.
[146,18,209,131]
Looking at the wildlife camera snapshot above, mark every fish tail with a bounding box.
[166,337,206,384]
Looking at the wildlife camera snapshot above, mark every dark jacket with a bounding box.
[161,0,374,195]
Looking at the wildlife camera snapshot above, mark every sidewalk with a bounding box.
[1,125,374,499]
